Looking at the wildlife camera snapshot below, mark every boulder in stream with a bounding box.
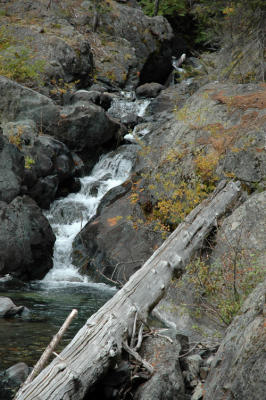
[0,362,31,400]
[0,297,24,318]
[0,196,55,281]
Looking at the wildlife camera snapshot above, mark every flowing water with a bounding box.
[0,92,149,371]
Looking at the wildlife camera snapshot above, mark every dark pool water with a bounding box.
[0,281,116,370]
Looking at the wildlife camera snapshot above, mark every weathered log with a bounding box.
[15,180,241,400]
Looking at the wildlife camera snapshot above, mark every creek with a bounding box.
[0,92,150,371]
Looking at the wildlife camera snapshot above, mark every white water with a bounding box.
[43,153,132,285]
[107,91,150,119]
[41,91,151,287]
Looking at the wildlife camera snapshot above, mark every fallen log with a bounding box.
[15,180,241,400]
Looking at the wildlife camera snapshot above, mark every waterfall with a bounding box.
[43,152,132,285]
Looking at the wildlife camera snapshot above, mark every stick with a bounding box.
[16,309,78,396]
[122,341,154,374]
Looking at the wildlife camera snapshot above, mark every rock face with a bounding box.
[0,77,59,134]
[0,135,24,203]
[0,0,175,91]
[0,4,93,90]
[72,180,163,283]
[0,196,55,281]
[211,190,266,269]
[203,280,266,400]
[99,3,175,87]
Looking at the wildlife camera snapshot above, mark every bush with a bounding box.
[184,240,265,326]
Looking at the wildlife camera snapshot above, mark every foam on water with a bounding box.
[43,153,132,286]
[107,91,150,119]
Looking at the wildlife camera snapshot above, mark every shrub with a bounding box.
[184,240,265,326]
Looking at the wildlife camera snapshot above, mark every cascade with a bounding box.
[0,91,151,370]
[43,152,132,284]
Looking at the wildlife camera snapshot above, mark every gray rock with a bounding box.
[203,279,266,400]
[184,354,203,381]
[57,102,121,153]
[0,362,31,400]
[134,330,186,400]
[0,135,24,203]
[4,362,30,384]
[211,191,266,269]
[70,90,113,111]
[0,76,59,134]
[23,135,78,208]
[136,83,165,98]
[0,297,24,317]
[0,196,55,281]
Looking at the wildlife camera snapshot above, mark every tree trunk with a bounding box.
[153,0,160,16]
[15,180,241,400]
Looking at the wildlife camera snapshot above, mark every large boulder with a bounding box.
[22,135,81,209]
[57,101,121,153]
[0,76,59,134]
[0,134,24,203]
[72,181,162,283]
[2,118,82,208]
[203,279,266,400]
[0,196,55,281]
[98,2,175,87]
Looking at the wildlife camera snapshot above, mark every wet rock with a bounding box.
[0,134,24,203]
[0,362,31,400]
[203,279,266,400]
[70,90,113,111]
[121,113,143,129]
[0,297,24,317]
[0,196,55,281]
[136,83,165,98]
